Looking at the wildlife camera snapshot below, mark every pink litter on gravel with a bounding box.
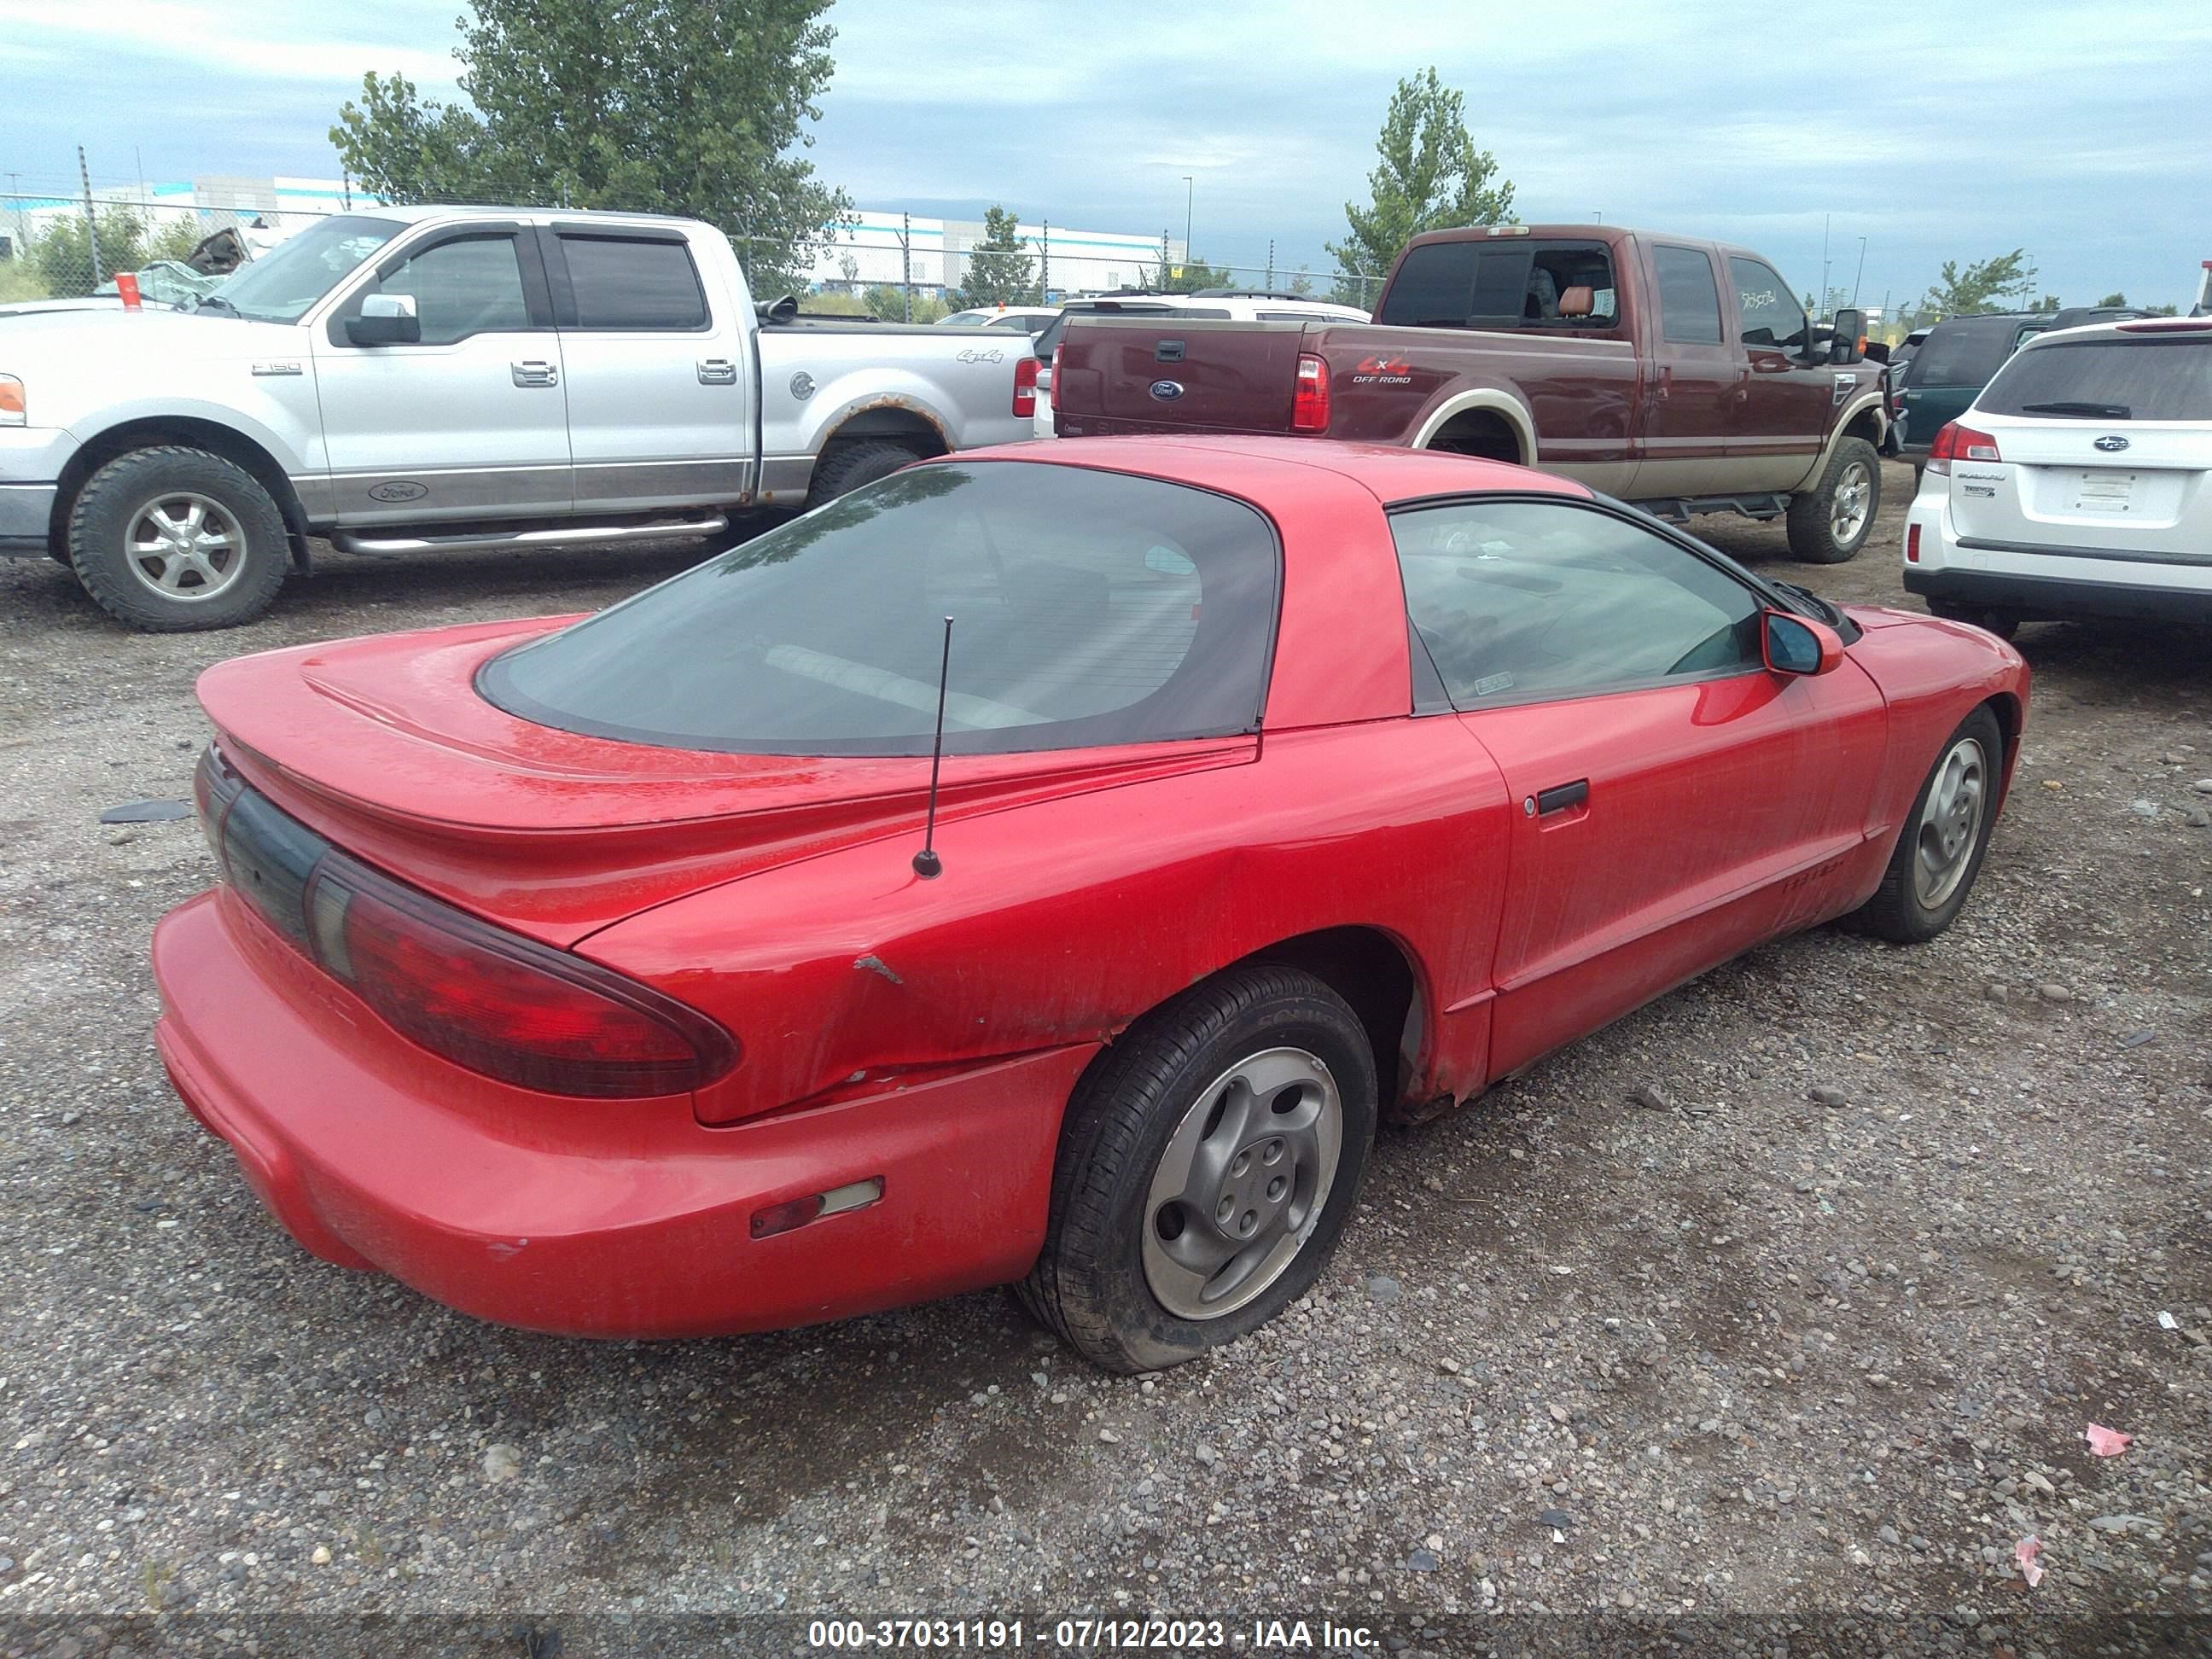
[2085,1423,2132,1457]
[2016,1535,2044,1588]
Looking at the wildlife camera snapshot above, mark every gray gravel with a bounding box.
[2,465,2209,1639]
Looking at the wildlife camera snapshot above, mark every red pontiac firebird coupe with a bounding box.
[154,437,2027,1371]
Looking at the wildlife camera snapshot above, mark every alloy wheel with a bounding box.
[125,492,246,601]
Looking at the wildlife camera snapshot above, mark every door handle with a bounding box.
[697,358,738,385]
[1528,779,1589,818]
[510,359,559,387]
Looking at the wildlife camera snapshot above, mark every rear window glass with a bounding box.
[1980,336,2212,421]
[1905,319,2018,389]
[480,463,1281,756]
[1378,241,1615,329]
[559,236,709,330]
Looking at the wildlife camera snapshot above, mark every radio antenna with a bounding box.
[911,615,954,878]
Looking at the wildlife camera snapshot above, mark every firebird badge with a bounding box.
[2094,435,2130,452]
[1149,380,1185,402]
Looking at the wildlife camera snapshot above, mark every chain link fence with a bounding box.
[0,191,1390,317]
[0,193,331,306]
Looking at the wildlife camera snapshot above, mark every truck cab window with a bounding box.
[1378,241,1615,329]
[559,236,710,331]
[364,235,530,346]
[1728,257,1808,353]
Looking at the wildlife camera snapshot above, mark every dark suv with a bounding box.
[1895,306,2153,474]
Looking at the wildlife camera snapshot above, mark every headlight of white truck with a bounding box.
[0,375,22,427]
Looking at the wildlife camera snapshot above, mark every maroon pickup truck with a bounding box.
[1053,224,1894,562]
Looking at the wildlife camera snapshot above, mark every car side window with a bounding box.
[1654,246,1724,344]
[1390,501,1763,708]
[1728,257,1808,353]
[362,235,530,346]
[559,236,710,330]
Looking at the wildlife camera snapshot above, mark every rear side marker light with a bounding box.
[1013,354,1039,417]
[751,1178,884,1240]
[1906,523,1922,563]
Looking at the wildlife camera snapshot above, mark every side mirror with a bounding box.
[345,292,419,346]
[1763,610,1843,677]
[1829,306,1866,364]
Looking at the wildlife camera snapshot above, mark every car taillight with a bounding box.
[1013,354,1039,417]
[1906,522,1921,563]
[1927,421,2000,474]
[306,858,734,1098]
[200,747,735,1099]
[1291,352,1330,433]
[1049,344,1062,413]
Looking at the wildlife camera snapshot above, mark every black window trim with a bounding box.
[323,223,553,347]
[1382,489,1849,717]
[539,226,713,334]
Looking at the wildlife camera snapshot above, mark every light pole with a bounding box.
[1852,236,1868,308]
[1181,176,1193,270]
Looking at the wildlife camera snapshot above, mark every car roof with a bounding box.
[940,434,1588,507]
[2014,315,2212,346]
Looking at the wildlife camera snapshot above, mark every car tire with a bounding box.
[1017,964,1378,1374]
[1927,600,2020,642]
[1785,436,1882,564]
[809,439,923,503]
[1849,706,2005,944]
[67,446,289,632]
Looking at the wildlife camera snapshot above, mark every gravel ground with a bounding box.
[1,462,2208,1653]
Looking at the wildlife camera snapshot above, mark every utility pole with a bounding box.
[1266,239,1274,291]
[1852,236,1868,308]
[1181,176,1193,269]
[1160,228,1170,290]
[1820,213,1832,315]
[1039,219,1050,300]
[78,146,103,286]
[341,172,353,211]
[899,212,912,322]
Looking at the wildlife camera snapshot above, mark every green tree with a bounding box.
[952,207,1038,307]
[332,0,849,300]
[1920,249,2039,316]
[1324,67,1514,306]
[2096,291,2128,307]
[34,207,147,296]
[1139,253,1232,294]
[145,218,208,265]
[862,282,946,323]
[1288,265,1315,297]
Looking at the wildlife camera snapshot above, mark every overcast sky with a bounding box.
[6,0,2207,312]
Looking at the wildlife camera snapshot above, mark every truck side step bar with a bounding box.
[330,514,729,556]
[1637,493,1790,525]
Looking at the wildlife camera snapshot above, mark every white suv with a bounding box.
[1902,317,2212,635]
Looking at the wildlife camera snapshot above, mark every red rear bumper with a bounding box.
[153,890,1091,1339]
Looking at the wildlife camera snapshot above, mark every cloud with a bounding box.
[9,0,460,86]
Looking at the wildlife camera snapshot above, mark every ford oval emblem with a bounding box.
[2093,434,2129,452]
[366,480,428,504]
[1149,379,1185,402]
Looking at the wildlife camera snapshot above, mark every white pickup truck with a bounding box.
[0,207,1039,630]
